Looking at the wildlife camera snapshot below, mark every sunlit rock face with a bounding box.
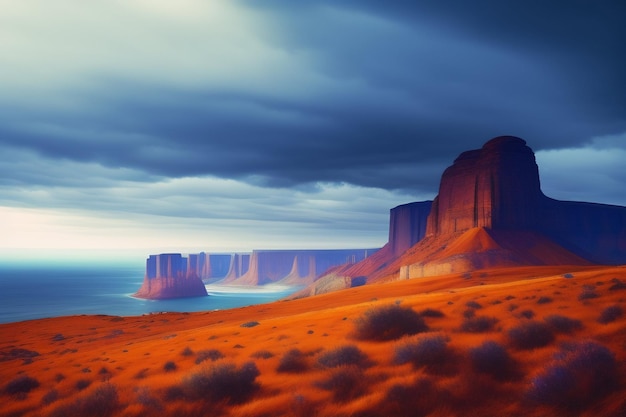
[135,253,208,300]
[426,136,544,236]
[423,136,626,264]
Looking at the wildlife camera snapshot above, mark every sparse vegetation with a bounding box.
[527,341,619,410]
[578,284,599,301]
[459,316,498,333]
[180,361,259,404]
[465,300,482,309]
[180,346,194,357]
[163,361,177,372]
[352,304,428,341]
[240,321,260,328]
[419,308,445,318]
[251,350,274,359]
[544,315,582,334]
[537,296,552,304]
[469,341,518,381]
[277,349,309,373]
[598,305,623,324]
[195,349,224,364]
[317,345,370,369]
[519,309,535,319]
[41,389,59,405]
[378,377,442,416]
[508,321,554,350]
[394,334,454,374]
[50,383,120,417]
[315,366,368,402]
[4,375,40,397]
[608,278,626,291]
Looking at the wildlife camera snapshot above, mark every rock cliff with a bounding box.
[134,253,208,300]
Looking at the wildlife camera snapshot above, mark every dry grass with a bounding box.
[0,265,624,417]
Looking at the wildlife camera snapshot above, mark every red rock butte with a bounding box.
[136,136,626,299]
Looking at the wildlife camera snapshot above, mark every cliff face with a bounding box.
[134,253,208,300]
[389,201,433,257]
[426,136,543,236]
[229,249,377,286]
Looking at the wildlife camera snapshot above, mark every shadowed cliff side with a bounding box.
[134,253,208,300]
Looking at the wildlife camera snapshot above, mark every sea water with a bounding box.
[0,263,298,324]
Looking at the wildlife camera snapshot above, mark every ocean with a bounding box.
[0,263,298,324]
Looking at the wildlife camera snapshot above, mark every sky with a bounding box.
[1,0,625,262]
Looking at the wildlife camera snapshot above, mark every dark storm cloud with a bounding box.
[2,0,625,197]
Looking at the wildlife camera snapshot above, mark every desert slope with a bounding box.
[2,264,625,417]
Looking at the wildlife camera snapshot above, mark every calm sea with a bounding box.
[0,264,297,324]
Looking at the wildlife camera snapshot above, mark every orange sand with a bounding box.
[1,265,625,416]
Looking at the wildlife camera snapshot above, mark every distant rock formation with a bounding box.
[224,249,377,286]
[134,253,208,300]
[308,136,626,289]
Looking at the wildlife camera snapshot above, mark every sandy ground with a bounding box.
[1,264,625,416]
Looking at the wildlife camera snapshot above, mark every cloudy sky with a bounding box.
[1,0,625,262]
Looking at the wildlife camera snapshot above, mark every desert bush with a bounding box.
[469,341,518,381]
[465,300,482,309]
[42,389,59,405]
[4,375,40,397]
[394,334,454,374]
[277,349,308,373]
[463,309,476,319]
[609,278,626,291]
[578,285,598,301]
[315,366,368,402]
[317,345,370,369]
[544,315,583,334]
[352,304,428,341]
[378,377,442,416]
[527,341,619,410]
[163,361,177,372]
[251,350,274,359]
[195,349,224,364]
[181,361,259,404]
[50,383,120,417]
[537,296,553,304]
[180,346,194,357]
[598,305,623,324]
[240,321,260,328]
[563,273,574,279]
[419,308,445,318]
[519,309,535,319]
[508,321,554,350]
[135,387,163,411]
[459,316,498,333]
[75,379,92,391]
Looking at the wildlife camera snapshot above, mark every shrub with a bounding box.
[50,383,120,417]
[519,309,535,319]
[75,379,92,391]
[135,387,163,411]
[508,321,554,350]
[544,315,583,334]
[419,308,445,318]
[195,349,224,364]
[182,361,259,404]
[379,378,441,416]
[163,361,177,372]
[315,366,367,402]
[598,305,623,324]
[469,341,518,381]
[394,334,453,374]
[240,321,260,328]
[317,345,370,369]
[180,347,194,357]
[578,285,598,301]
[537,296,553,304]
[352,305,428,341]
[42,389,59,405]
[465,300,482,309]
[459,316,498,333]
[251,350,274,359]
[563,273,574,279]
[527,341,619,410]
[608,278,626,291]
[4,375,40,396]
[463,309,476,319]
[277,349,308,373]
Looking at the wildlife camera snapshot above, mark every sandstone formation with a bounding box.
[134,253,208,300]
